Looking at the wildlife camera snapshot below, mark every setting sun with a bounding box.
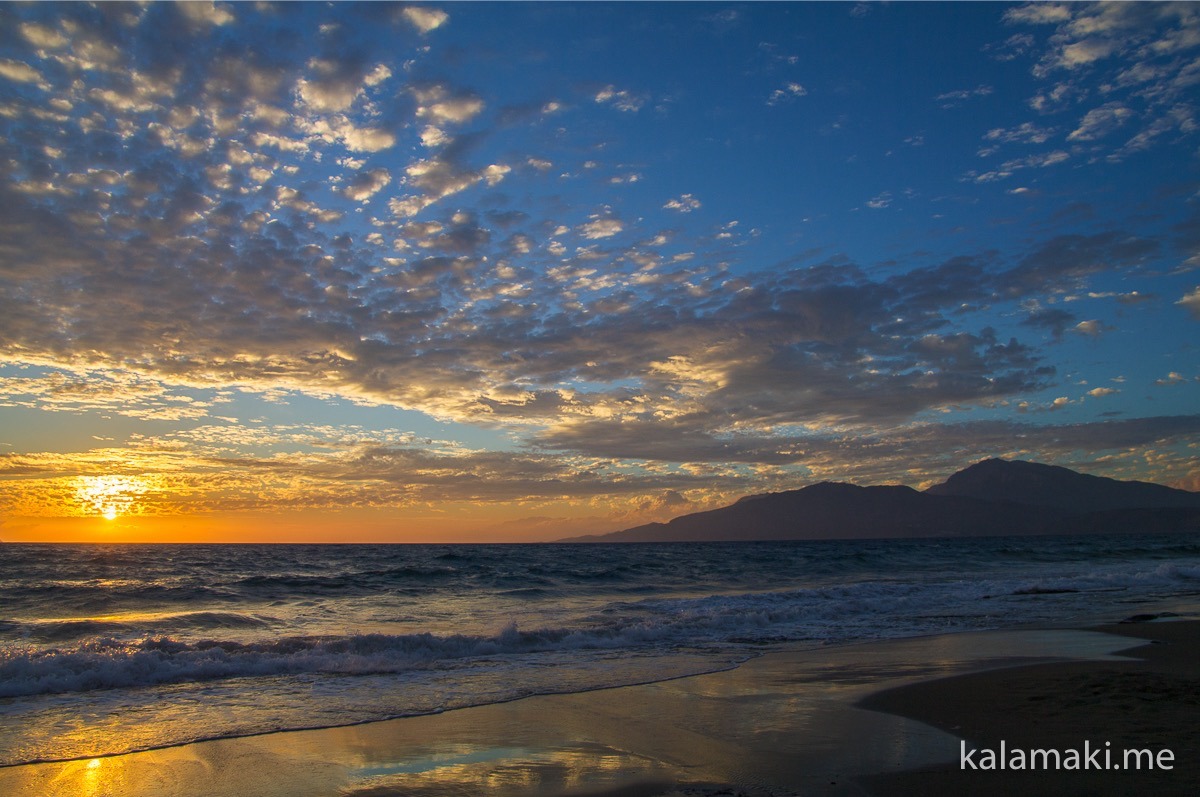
[74,476,148,521]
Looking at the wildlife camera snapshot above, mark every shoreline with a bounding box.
[0,620,1165,797]
[858,617,1200,796]
[0,614,1135,771]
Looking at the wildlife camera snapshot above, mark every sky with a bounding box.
[0,1,1198,542]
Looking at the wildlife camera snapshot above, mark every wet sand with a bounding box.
[0,626,1164,796]
[860,618,1200,796]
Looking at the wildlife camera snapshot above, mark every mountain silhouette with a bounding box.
[565,459,1200,542]
[924,457,1200,512]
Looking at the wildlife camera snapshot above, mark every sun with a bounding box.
[75,475,149,521]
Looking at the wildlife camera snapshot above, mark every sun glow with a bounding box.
[75,475,149,521]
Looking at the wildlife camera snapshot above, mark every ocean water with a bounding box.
[1,534,1199,767]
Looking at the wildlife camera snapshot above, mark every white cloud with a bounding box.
[767,82,807,106]
[594,85,646,112]
[1029,81,1078,113]
[252,131,310,153]
[579,217,624,239]
[340,124,396,153]
[1073,319,1110,336]
[178,2,235,28]
[663,194,701,213]
[364,64,392,87]
[20,22,68,50]
[970,150,1069,183]
[1058,38,1119,70]
[1003,3,1073,25]
[298,76,358,114]
[1178,286,1200,319]
[482,164,510,185]
[389,160,509,218]
[420,125,449,148]
[248,166,273,185]
[298,61,392,114]
[402,7,450,35]
[413,85,485,125]
[342,168,392,201]
[935,84,993,107]
[1067,102,1132,141]
[0,58,44,84]
[296,115,396,152]
[984,122,1055,144]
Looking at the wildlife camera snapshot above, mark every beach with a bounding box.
[2,618,1194,796]
[860,618,1200,796]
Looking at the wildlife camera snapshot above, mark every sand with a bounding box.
[859,618,1200,796]
[0,622,1191,796]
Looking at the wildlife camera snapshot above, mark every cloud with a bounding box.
[998,231,1157,297]
[342,168,392,201]
[401,6,449,35]
[767,82,807,106]
[1073,319,1112,337]
[0,212,1101,440]
[0,367,216,422]
[866,192,892,209]
[663,194,701,213]
[1003,4,1073,26]
[935,84,993,108]
[1004,3,1200,163]
[177,2,235,28]
[984,122,1055,145]
[1021,307,1076,338]
[1178,286,1200,319]
[969,149,1070,182]
[1068,101,1133,141]
[19,22,69,50]
[296,115,397,152]
[389,159,510,217]
[594,85,646,112]
[0,58,44,85]
[0,0,1194,514]
[298,60,391,114]
[578,217,624,239]
[412,84,485,125]
[420,125,450,148]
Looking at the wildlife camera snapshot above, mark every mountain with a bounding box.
[564,459,1200,543]
[924,458,1200,512]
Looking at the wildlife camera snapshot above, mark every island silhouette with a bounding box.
[565,459,1200,542]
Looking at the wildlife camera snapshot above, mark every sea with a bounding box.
[2,534,1199,768]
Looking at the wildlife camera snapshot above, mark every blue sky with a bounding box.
[0,2,1198,540]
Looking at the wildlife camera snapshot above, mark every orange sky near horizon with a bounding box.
[0,506,603,544]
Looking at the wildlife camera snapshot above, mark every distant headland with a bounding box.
[563,459,1200,543]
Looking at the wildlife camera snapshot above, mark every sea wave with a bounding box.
[10,561,1196,700]
[0,624,638,698]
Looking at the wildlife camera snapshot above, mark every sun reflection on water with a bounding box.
[78,758,104,797]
